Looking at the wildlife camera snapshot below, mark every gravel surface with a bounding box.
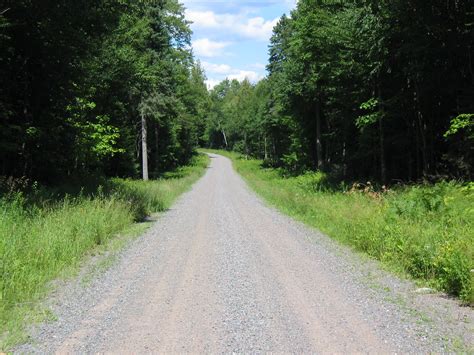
[16,153,473,353]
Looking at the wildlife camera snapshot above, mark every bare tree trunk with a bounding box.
[315,100,323,169]
[378,85,387,184]
[264,135,268,160]
[141,112,149,181]
[222,128,228,148]
[407,122,413,181]
[379,115,386,184]
[342,141,347,179]
[414,119,421,179]
[325,114,331,165]
[417,112,429,176]
[414,82,429,177]
[468,45,473,85]
[244,132,248,156]
[155,123,159,176]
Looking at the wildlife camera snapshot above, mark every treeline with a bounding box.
[206,0,474,183]
[0,0,209,184]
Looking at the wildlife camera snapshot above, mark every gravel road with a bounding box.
[17,153,473,353]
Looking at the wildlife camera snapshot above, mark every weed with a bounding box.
[0,153,209,349]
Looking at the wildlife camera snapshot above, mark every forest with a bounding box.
[205,0,473,184]
[0,0,209,184]
[1,0,472,186]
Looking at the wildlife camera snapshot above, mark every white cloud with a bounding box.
[201,61,264,88]
[187,10,220,27]
[186,10,279,41]
[238,16,279,40]
[192,38,231,57]
[201,61,233,74]
[228,70,263,82]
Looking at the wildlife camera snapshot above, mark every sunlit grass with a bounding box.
[0,153,209,349]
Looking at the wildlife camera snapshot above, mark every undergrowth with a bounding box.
[0,153,209,349]
[209,150,473,304]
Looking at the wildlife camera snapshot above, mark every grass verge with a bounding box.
[0,153,209,349]
[205,150,473,304]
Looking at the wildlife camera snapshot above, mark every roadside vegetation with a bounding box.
[210,150,473,304]
[0,154,209,349]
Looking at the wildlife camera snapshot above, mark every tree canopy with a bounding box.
[0,0,209,183]
[1,0,473,184]
[205,0,474,183]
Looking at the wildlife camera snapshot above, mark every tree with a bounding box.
[0,0,207,183]
[204,0,474,182]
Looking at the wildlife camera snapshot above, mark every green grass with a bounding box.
[207,150,474,304]
[0,153,209,349]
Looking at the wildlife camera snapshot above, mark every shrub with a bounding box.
[294,171,331,192]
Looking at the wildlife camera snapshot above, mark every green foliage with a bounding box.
[388,183,451,218]
[444,114,474,137]
[356,98,381,130]
[67,98,124,162]
[294,171,331,192]
[0,0,207,182]
[205,0,474,181]
[0,193,132,347]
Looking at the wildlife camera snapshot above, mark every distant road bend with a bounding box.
[19,153,473,353]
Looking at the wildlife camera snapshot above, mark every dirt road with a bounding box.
[18,153,473,353]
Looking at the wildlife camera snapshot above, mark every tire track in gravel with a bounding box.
[16,153,473,353]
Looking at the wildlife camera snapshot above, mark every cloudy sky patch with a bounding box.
[182,0,296,89]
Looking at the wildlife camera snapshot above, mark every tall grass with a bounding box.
[212,150,473,304]
[0,154,209,347]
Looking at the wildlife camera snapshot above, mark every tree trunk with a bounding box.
[141,112,149,181]
[244,132,248,156]
[325,114,332,165]
[155,123,159,176]
[315,100,323,169]
[221,128,228,148]
[264,135,268,160]
[468,45,473,85]
[414,119,421,179]
[379,114,386,184]
[417,112,429,177]
[378,85,386,184]
[342,141,347,179]
[414,82,429,177]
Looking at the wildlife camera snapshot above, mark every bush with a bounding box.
[388,183,450,218]
[295,171,331,192]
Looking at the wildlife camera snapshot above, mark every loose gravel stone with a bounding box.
[15,153,473,353]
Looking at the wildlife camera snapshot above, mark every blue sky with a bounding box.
[181,0,296,88]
